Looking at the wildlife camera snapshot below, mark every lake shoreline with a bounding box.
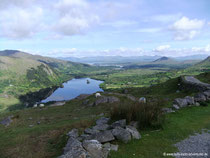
[19,78,104,107]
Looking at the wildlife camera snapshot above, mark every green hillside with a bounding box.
[0,50,108,111]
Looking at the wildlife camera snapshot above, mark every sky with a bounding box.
[0,0,210,57]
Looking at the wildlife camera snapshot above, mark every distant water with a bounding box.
[41,78,104,102]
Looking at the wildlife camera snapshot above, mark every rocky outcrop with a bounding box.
[172,77,210,111]
[181,76,210,92]
[59,117,141,158]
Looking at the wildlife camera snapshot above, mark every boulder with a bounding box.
[67,129,79,138]
[103,143,119,151]
[87,130,115,143]
[93,124,110,131]
[139,97,146,103]
[172,104,180,110]
[162,108,175,114]
[78,134,90,141]
[96,117,110,125]
[111,119,126,128]
[39,104,45,108]
[194,93,206,102]
[0,116,13,126]
[84,128,100,135]
[112,127,131,143]
[83,140,109,158]
[61,137,87,158]
[126,125,141,139]
[203,90,210,98]
[184,96,195,105]
[173,98,188,108]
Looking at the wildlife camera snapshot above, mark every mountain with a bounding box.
[59,56,161,65]
[153,57,176,63]
[0,50,100,110]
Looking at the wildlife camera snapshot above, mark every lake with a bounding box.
[41,78,104,103]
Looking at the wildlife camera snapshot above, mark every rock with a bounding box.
[95,93,101,98]
[126,125,141,139]
[39,104,45,108]
[84,128,100,135]
[87,130,115,143]
[139,97,146,103]
[60,137,87,158]
[28,117,32,120]
[83,140,109,158]
[0,116,13,126]
[67,129,79,138]
[172,104,180,110]
[107,96,120,103]
[194,93,207,102]
[195,102,200,106]
[173,98,188,108]
[37,121,41,125]
[203,90,210,98]
[78,134,90,141]
[129,121,138,129]
[96,117,110,125]
[162,108,175,114]
[111,119,126,128]
[93,124,110,131]
[112,127,131,143]
[184,96,195,105]
[83,99,89,105]
[103,143,119,151]
[33,104,38,108]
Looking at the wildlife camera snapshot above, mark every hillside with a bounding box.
[0,50,107,111]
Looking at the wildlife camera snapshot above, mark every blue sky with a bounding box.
[0,0,210,57]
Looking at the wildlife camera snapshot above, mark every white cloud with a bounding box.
[52,0,100,36]
[102,20,138,28]
[0,7,43,39]
[150,13,182,23]
[0,0,34,9]
[192,44,210,52]
[170,16,205,40]
[154,45,171,52]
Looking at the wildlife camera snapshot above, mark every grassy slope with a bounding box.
[0,75,210,158]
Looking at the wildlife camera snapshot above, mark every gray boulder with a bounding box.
[78,134,90,141]
[173,98,188,107]
[93,124,110,131]
[194,93,207,102]
[184,96,195,105]
[60,137,87,158]
[112,127,131,143]
[87,130,115,143]
[83,140,109,158]
[96,117,110,125]
[129,121,138,129]
[103,143,119,151]
[84,128,100,135]
[203,90,210,98]
[67,129,79,138]
[111,119,126,129]
[126,125,141,139]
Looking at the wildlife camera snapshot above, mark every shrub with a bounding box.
[200,101,208,106]
[110,100,165,129]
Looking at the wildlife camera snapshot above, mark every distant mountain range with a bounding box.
[58,54,209,65]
